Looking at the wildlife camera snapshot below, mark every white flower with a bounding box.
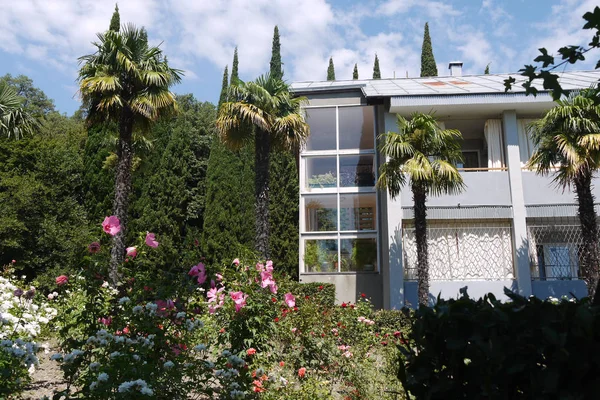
[101,281,109,288]
[98,372,109,382]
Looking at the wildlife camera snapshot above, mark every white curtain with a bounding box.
[517,119,536,166]
[484,119,504,169]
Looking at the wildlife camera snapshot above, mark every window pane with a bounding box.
[339,155,375,187]
[304,195,338,232]
[305,107,336,151]
[340,238,378,272]
[306,157,337,190]
[339,106,374,150]
[304,239,338,273]
[340,193,376,231]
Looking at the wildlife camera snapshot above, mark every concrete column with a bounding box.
[381,111,405,309]
[502,110,532,297]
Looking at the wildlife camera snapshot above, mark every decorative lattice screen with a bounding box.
[402,222,514,281]
[527,222,584,280]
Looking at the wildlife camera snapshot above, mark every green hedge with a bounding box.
[398,289,600,399]
[374,309,412,335]
[283,282,336,308]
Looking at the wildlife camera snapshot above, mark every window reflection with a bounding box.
[304,195,338,232]
[340,193,376,231]
[305,107,336,151]
[339,106,374,150]
[304,239,338,273]
[306,157,337,190]
[339,155,375,187]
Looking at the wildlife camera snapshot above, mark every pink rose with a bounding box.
[233,258,240,266]
[56,275,69,286]
[246,348,256,356]
[298,367,306,378]
[126,246,137,258]
[284,292,296,308]
[145,232,159,248]
[102,216,121,236]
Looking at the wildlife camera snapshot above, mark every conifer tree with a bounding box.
[268,25,299,277]
[420,22,438,77]
[484,63,490,74]
[373,54,381,79]
[231,47,240,86]
[218,66,228,108]
[109,4,120,32]
[327,57,335,81]
[353,63,359,79]
[269,26,283,81]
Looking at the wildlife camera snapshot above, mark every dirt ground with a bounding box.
[21,340,67,400]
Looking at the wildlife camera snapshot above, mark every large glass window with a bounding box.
[301,105,378,273]
[305,107,336,151]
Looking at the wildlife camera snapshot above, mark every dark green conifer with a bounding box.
[218,66,228,108]
[353,63,359,80]
[420,22,438,77]
[269,26,283,81]
[373,55,381,79]
[484,63,490,74]
[327,57,335,81]
[109,4,120,32]
[231,47,240,86]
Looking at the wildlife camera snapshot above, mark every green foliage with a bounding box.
[82,124,115,223]
[373,54,381,79]
[281,282,336,308]
[218,65,229,108]
[327,57,335,81]
[109,3,120,32]
[270,26,283,81]
[0,81,39,139]
[0,113,91,283]
[420,22,438,77]
[231,47,240,86]
[484,63,490,74]
[0,74,55,117]
[130,95,214,274]
[353,63,359,80]
[398,291,600,399]
[505,6,600,99]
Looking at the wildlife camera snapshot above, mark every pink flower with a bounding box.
[197,271,207,285]
[284,293,296,308]
[188,262,205,277]
[269,283,278,294]
[216,273,223,281]
[247,348,256,356]
[98,317,112,326]
[298,367,306,378]
[233,258,240,266]
[56,275,69,286]
[265,260,273,272]
[230,291,248,312]
[207,286,224,303]
[145,232,159,248]
[102,216,121,236]
[126,246,137,258]
[260,271,275,289]
[155,299,175,317]
[11,259,16,264]
[88,242,101,254]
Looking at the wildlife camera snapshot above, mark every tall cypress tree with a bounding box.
[270,26,283,81]
[420,22,438,77]
[353,63,359,80]
[327,57,335,81]
[203,48,255,264]
[218,66,228,108]
[373,54,381,79]
[268,25,299,277]
[231,47,240,86]
[109,4,120,32]
[484,63,490,74]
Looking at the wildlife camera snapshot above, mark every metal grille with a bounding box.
[527,221,583,280]
[402,222,514,281]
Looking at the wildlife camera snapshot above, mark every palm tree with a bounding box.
[78,24,182,284]
[216,74,309,259]
[377,113,465,306]
[0,82,38,139]
[528,91,600,303]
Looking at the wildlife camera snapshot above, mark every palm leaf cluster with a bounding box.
[216,74,309,151]
[0,83,38,139]
[378,113,465,197]
[528,92,600,188]
[78,24,183,128]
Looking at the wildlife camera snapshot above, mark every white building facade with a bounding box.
[292,69,600,309]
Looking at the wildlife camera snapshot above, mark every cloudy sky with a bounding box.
[0,0,597,115]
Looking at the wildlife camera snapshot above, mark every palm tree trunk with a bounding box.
[413,182,430,306]
[109,108,134,285]
[573,172,600,303]
[255,129,270,259]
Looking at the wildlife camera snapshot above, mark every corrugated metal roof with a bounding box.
[525,204,600,218]
[402,205,513,220]
[291,70,600,98]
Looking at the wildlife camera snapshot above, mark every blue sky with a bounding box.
[0,0,596,115]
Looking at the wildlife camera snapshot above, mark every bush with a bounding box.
[398,289,600,399]
[282,282,335,308]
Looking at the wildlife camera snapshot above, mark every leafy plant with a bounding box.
[307,172,336,188]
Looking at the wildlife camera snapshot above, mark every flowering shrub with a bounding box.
[0,274,56,396]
